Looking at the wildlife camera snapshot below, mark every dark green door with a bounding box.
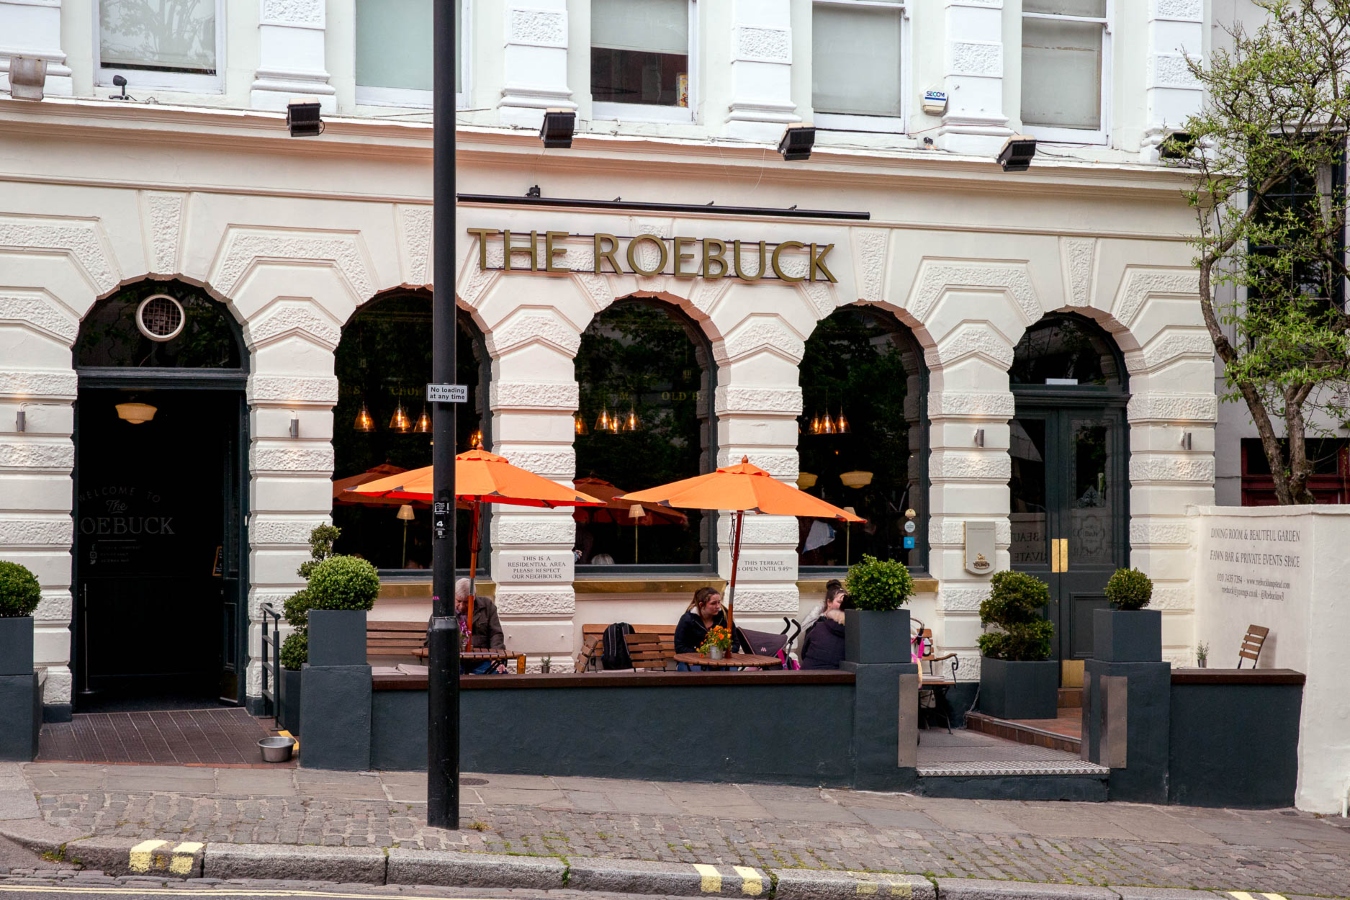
[1008,399,1128,663]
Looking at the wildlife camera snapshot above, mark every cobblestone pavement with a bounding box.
[14,764,1350,898]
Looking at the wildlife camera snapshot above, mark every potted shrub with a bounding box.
[1094,568,1160,663]
[0,560,42,761]
[978,570,1058,719]
[276,525,339,732]
[306,555,380,666]
[843,555,915,664]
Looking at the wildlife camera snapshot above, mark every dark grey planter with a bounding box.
[1093,609,1161,662]
[309,610,368,666]
[300,664,372,771]
[844,609,911,664]
[979,657,1058,719]
[280,667,303,735]
[0,616,34,676]
[0,673,40,761]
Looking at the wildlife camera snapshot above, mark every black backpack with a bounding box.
[601,622,634,670]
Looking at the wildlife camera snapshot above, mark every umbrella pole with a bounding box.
[725,509,744,644]
[468,502,482,598]
[634,523,639,564]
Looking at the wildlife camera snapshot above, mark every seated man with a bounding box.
[454,577,507,674]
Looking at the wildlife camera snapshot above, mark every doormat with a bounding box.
[39,707,288,767]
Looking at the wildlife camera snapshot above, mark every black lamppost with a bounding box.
[427,0,459,830]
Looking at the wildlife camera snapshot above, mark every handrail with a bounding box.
[260,602,283,723]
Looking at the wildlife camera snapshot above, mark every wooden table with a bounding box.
[672,652,783,670]
[413,647,526,673]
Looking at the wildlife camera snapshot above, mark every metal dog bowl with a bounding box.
[258,736,296,763]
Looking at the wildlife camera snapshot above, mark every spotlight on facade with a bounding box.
[1159,131,1195,160]
[997,135,1037,172]
[539,108,576,148]
[778,125,816,162]
[287,99,324,137]
[8,57,47,101]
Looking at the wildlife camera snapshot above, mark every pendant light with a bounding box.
[622,407,640,432]
[468,427,484,449]
[574,412,589,435]
[595,407,612,432]
[354,402,375,432]
[413,406,432,433]
[115,401,158,425]
[836,408,850,434]
[389,402,411,433]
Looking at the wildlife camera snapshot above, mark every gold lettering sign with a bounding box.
[467,229,838,284]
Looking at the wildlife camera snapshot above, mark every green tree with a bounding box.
[1176,0,1350,504]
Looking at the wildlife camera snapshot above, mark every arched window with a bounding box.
[798,307,927,571]
[76,280,243,370]
[1010,313,1123,388]
[574,299,716,569]
[332,291,487,571]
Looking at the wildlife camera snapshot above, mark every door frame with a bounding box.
[72,370,250,708]
[1009,387,1130,663]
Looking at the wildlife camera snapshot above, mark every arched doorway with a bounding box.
[73,281,249,709]
[797,306,928,572]
[1009,313,1129,663]
[332,291,488,571]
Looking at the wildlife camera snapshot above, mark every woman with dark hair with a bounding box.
[800,589,849,670]
[674,587,726,656]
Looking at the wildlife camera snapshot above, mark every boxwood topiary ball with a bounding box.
[306,556,380,611]
[0,560,41,618]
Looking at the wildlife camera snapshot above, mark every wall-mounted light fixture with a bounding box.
[287,99,323,137]
[778,124,816,162]
[1181,431,1193,451]
[289,411,300,439]
[9,57,47,101]
[109,74,132,101]
[15,404,27,433]
[540,108,576,148]
[997,135,1037,172]
[974,428,985,448]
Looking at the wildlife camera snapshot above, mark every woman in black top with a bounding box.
[800,590,848,670]
[674,587,726,655]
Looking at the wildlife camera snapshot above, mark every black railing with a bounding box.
[260,602,283,723]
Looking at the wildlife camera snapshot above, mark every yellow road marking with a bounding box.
[856,883,879,895]
[129,839,167,873]
[170,841,204,874]
[694,863,723,893]
[888,881,913,899]
[734,865,762,896]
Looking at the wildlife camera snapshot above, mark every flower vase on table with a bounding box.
[698,625,732,663]
[709,646,725,661]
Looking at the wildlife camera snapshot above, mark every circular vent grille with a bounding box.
[136,294,186,342]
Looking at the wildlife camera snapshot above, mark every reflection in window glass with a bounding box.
[356,0,434,92]
[812,1,903,118]
[100,0,216,73]
[76,281,241,369]
[798,308,926,570]
[1010,314,1121,387]
[591,0,690,107]
[331,293,486,570]
[574,301,714,566]
[1020,0,1106,131]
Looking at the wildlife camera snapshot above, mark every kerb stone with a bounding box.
[773,869,935,900]
[202,843,385,883]
[386,848,564,889]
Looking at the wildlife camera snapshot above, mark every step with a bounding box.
[1058,687,1083,708]
[913,765,1108,801]
[965,711,1082,755]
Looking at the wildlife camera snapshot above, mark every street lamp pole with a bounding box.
[428,0,459,830]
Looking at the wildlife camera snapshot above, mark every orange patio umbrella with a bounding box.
[573,476,687,564]
[350,448,603,597]
[620,457,863,639]
[332,463,413,508]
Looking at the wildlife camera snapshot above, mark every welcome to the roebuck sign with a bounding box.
[468,228,838,284]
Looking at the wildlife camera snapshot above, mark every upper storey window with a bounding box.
[812,0,906,132]
[98,0,221,92]
[1021,0,1110,143]
[591,0,693,121]
[356,0,468,108]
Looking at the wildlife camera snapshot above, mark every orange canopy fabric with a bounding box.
[350,448,603,508]
[573,477,688,526]
[620,458,864,522]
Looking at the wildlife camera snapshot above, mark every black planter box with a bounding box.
[979,657,1058,719]
[280,667,303,735]
[309,610,368,666]
[0,673,40,761]
[844,609,911,665]
[0,616,34,676]
[301,664,372,771]
[1093,609,1162,663]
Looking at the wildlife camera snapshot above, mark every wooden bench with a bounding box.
[576,624,677,672]
[369,621,527,673]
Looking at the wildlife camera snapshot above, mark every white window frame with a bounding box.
[354,0,469,109]
[810,0,909,135]
[93,0,226,95]
[590,0,697,124]
[1020,0,1112,145]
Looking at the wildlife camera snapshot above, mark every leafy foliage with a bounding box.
[1173,0,1350,504]
[280,631,309,671]
[844,555,915,611]
[307,556,381,611]
[0,560,41,618]
[1104,568,1153,611]
[977,570,1054,661]
[283,588,314,629]
[298,524,341,580]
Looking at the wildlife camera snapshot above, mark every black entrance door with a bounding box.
[74,389,247,707]
[1009,400,1128,662]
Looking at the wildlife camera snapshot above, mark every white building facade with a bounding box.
[0,0,1216,718]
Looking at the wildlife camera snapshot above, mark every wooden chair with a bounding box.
[623,632,674,670]
[576,623,678,671]
[916,628,960,681]
[912,622,958,734]
[366,621,427,662]
[1237,624,1270,668]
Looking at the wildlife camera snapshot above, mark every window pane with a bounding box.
[1024,0,1106,16]
[356,0,434,92]
[812,3,903,118]
[100,0,216,73]
[1021,17,1102,129]
[591,0,689,106]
